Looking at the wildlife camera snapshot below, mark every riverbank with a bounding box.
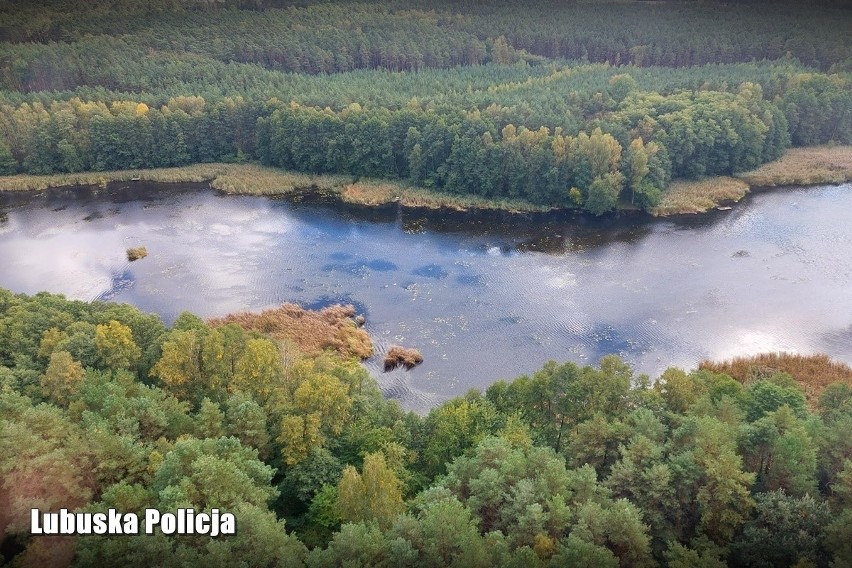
[0,163,549,213]
[652,145,852,215]
[700,352,852,407]
[1,145,849,217]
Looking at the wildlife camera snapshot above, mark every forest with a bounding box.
[2,288,852,567]
[0,0,850,214]
[2,1,852,566]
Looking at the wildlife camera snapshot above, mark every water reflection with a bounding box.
[1,181,851,411]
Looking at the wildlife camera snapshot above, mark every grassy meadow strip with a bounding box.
[0,163,550,212]
[653,145,852,215]
[736,145,852,188]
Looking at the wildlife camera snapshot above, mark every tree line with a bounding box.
[2,1,850,73]
[2,288,851,566]
[3,66,849,213]
[1,1,849,214]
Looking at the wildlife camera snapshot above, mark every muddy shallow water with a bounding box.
[1,182,850,411]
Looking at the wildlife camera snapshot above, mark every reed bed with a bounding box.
[209,303,372,360]
[700,352,852,405]
[737,145,852,188]
[652,177,749,215]
[126,247,148,261]
[3,146,847,215]
[0,163,549,212]
[383,345,424,371]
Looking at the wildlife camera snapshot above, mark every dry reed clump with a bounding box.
[383,345,424,371]
[737,145,852,187]
[210,165,350,195]
[341,181,399,205]
[396,186,549,212]
[699,352,852,405]
[209,303,372,359]
[340,180,549,212]
[126,246,148,261]
[652,177,749,216]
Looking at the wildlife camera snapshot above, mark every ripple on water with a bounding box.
[456,273,485,286]
[2,185,852,412]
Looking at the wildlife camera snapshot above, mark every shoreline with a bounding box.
[652,145,852,216]
[0,163,552,214]
[0,145,849,217]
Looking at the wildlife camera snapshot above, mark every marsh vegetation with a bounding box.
[383,345,424,371]
[125,246,147,261]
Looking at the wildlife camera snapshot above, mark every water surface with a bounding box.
[1,182,850,411]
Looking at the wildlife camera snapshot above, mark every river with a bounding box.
[1,182,850,411]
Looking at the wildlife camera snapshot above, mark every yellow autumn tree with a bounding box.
[278,413,322,466]
[150,329,204,400]
[336,452,404,528]
[233,338,282,400]
[41,351,85,406]
[95,320,141,370]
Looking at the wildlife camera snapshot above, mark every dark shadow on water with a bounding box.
[95,269,136,302]
[0,180,210,210]
[366,259,398,272]
[0,181,737,256]
[456,273,485,286]
[412,264,449,279]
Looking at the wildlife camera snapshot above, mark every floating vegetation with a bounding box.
[383,345,424,371]
[126,246,148,261]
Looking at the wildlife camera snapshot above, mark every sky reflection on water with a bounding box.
[1,182,850,411]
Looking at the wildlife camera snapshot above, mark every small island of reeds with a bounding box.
[126,246,148,261]
[383,345,424,371]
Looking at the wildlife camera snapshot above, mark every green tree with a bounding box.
[41,350,85,405]
[608,74,638,104]
[730,490,830,568]
[95,319,142,371]
[337,452,404,529]
[584,172,624,215]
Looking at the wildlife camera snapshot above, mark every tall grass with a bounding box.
[341,180,551,212]
[0,163,351,194]
[653,145,852,216]
[652,177,749,216]
[0,163,549,212]
[209,303,373,360]
[383,345,424,371]
[737,145,852,188]
[700,352,852,405]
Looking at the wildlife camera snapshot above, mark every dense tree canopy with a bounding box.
[1,288,851,566]
[0,1,849,214]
